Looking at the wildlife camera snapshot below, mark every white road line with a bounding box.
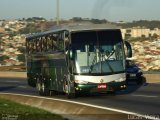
[0,93,159,120]
[5,81,20,83]
[131,94,159,98]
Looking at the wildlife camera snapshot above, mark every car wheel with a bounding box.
[136,77,143,85]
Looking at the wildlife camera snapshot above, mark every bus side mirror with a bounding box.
[124,41,132,58]
[69,51,74,60]
[69,45,75,60]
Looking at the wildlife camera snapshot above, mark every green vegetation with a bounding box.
[17,54,25,62]
[0,55,10,61]
[18,18,53,34]
[18,47,26,53]
[70,17,108,24]
[0,98,65,120]
[19,23,42,34]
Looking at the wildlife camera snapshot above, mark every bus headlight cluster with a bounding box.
[121,85,126,88]
[75,80,88,84]
[115,77,125,82]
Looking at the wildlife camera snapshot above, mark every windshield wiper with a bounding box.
[103,50,115,73]
[106,50,115,60]
[89,50,116,74]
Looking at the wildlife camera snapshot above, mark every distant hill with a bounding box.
[115,20,160,29]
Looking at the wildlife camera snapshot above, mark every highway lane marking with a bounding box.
[131,94,159,98]
[4,81,27,84]
[5,81,20,83]
[0,93,159,120]
[18,86,28,88]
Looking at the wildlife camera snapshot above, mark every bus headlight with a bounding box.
[75,80,88,84]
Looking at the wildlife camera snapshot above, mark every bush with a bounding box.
[18,47,26,53]
[0,55,10,61]
[17,54,25,62]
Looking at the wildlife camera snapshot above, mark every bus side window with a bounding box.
[41,37,46,52]
[39,38,43,52]
[63,31,69,51]
[57,39,64,51]
[57,32,64,51]
[36,39,41,52]
[51,35,58,51]
[48,37,53,52]
[44,37,48,52]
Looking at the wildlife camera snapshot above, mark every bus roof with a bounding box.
[26,23,120,40]
[56,23,120,31]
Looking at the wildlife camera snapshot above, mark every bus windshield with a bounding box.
[71,30,125,75]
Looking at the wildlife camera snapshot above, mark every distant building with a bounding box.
[121,27,160,39]
[0,27,5,33]
[0,21,2,26]
[150,28,160,36]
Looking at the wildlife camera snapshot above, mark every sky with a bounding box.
[0,0,160,22]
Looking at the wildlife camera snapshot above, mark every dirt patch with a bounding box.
[144,74,160,83]
[0,72,26,78]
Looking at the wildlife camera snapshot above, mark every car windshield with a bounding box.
[71,30,125,75]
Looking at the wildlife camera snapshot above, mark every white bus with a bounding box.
[26,24,132,98]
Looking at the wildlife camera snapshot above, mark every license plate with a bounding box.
[130,74,136,77]
[97,84,107,89]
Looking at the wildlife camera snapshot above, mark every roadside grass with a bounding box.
[0,98,65,120]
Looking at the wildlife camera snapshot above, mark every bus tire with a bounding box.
[36,78,50,96]
[36,78,42,95]
[64,82,76,99]
[50,90,58,96]
[67,93,76,99]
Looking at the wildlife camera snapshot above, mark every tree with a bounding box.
[71,17,83,22]
[18,47,26,53]
[152,33,159,39]
[17,54,25,62]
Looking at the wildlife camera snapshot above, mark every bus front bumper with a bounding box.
[75,81,126,93]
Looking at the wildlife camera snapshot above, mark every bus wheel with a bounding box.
[36,79,42,94]
[36,79,50,96]
[41,82,50,96]
[50,90,58,96]
[64,82,76,99]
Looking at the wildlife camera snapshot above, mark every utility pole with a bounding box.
[56,0,60,25]
[0,34,2,52]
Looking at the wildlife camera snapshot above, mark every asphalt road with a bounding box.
[0,77,160,117]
